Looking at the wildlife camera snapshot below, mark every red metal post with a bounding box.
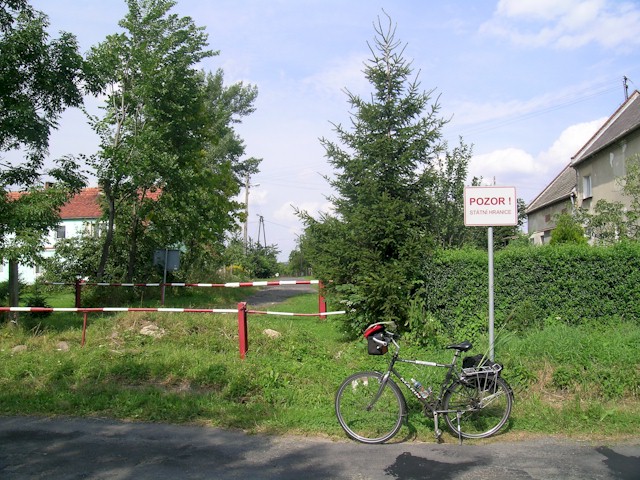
[75,278,82,308]
[237,302,248,359]
[318,281,327,320]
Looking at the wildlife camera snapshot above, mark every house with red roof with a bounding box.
[1,187,104,283]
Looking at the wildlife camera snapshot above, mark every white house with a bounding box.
[1,187,103,284]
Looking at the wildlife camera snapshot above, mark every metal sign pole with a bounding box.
[488,227,495,361]
[464,186,517,362]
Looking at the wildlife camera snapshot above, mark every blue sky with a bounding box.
[22,0,640,260]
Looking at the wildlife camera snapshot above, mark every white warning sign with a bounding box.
[464,186,518,226]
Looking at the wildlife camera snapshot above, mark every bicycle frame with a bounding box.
[375,336,467,441]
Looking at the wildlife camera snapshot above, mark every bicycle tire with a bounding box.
[335,371,407,444]
[442,376,512,439]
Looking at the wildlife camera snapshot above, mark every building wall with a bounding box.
[576,128,640,211]
[0,218,93,284]
[527,199,573,244]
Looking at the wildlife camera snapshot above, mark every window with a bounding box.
[583,175,592,199]
[86,221,106,238]
[56,225,66,239]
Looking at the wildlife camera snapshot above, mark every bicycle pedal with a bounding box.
[435,429,442,439]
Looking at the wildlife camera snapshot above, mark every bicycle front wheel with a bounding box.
[442,376,512,439]
[335,371,406,444]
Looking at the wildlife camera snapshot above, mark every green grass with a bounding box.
[1,288,639,442]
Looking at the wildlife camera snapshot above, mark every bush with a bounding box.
[21,289,52,332]
[0,277,27,305]
[417,243,640,339]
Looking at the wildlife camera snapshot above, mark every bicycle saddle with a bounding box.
[446,340,473,351]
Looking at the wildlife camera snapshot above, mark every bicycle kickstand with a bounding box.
[433,413,443,443]
[456,411,463,445]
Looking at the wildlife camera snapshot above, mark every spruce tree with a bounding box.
[301,15,448,334]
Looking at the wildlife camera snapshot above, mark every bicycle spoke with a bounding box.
[442,377,512,439]
[335,372,405,444]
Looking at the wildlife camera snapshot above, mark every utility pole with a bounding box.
[256,215,266,247]
[623,76,629,101]
[243,174,250,254]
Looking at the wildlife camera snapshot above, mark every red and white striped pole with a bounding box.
[318,281,327,320]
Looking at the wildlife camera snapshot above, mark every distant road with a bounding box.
[1,416,639,479]
[243,277,318,307]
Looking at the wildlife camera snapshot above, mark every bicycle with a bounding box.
[335,322,514,444]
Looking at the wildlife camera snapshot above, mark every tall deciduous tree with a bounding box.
[300,15,451,334]
[0,0,86,314]
[427,140,474,248]
[149,70,260,271]
[85,0,213,281]
[85,0,258,282]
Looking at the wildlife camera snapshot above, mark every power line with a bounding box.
[452,83,619,137]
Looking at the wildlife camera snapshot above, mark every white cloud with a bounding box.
[273,200,333,224]
[302,55,369,98]
[470,118,605,201]
[254,189,270,206]
[471,148,537,180]
[537,117,606,166]
[481,0,640,50]
[449,81,615,131]
[496,0,595,21]
[452,96,554,127]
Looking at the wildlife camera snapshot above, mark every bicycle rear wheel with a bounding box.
[335,371,406,444]
[442,376,512,439]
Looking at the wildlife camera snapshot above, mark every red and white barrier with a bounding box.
[46,280,319,288]
[45,279,326,311]
[1,303,345,358]
[166,280,320,288]
[2,307,236,313]
[247,309,345,317]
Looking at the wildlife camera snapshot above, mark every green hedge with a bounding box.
[421,242,640,336]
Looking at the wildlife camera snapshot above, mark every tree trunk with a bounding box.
[8,259,19,325]
[96,189,116,281]
[126,213,140,283]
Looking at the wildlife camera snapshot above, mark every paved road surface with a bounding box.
[243,278,318,307]
[1,416,638,479]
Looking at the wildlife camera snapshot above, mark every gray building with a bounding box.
[527,90,640,243]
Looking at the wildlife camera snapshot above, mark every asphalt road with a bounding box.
[242,278,318,307]
[1,416,639,479]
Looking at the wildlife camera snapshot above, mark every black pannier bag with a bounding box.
[363,324,388,355]
[463,354,486,369]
